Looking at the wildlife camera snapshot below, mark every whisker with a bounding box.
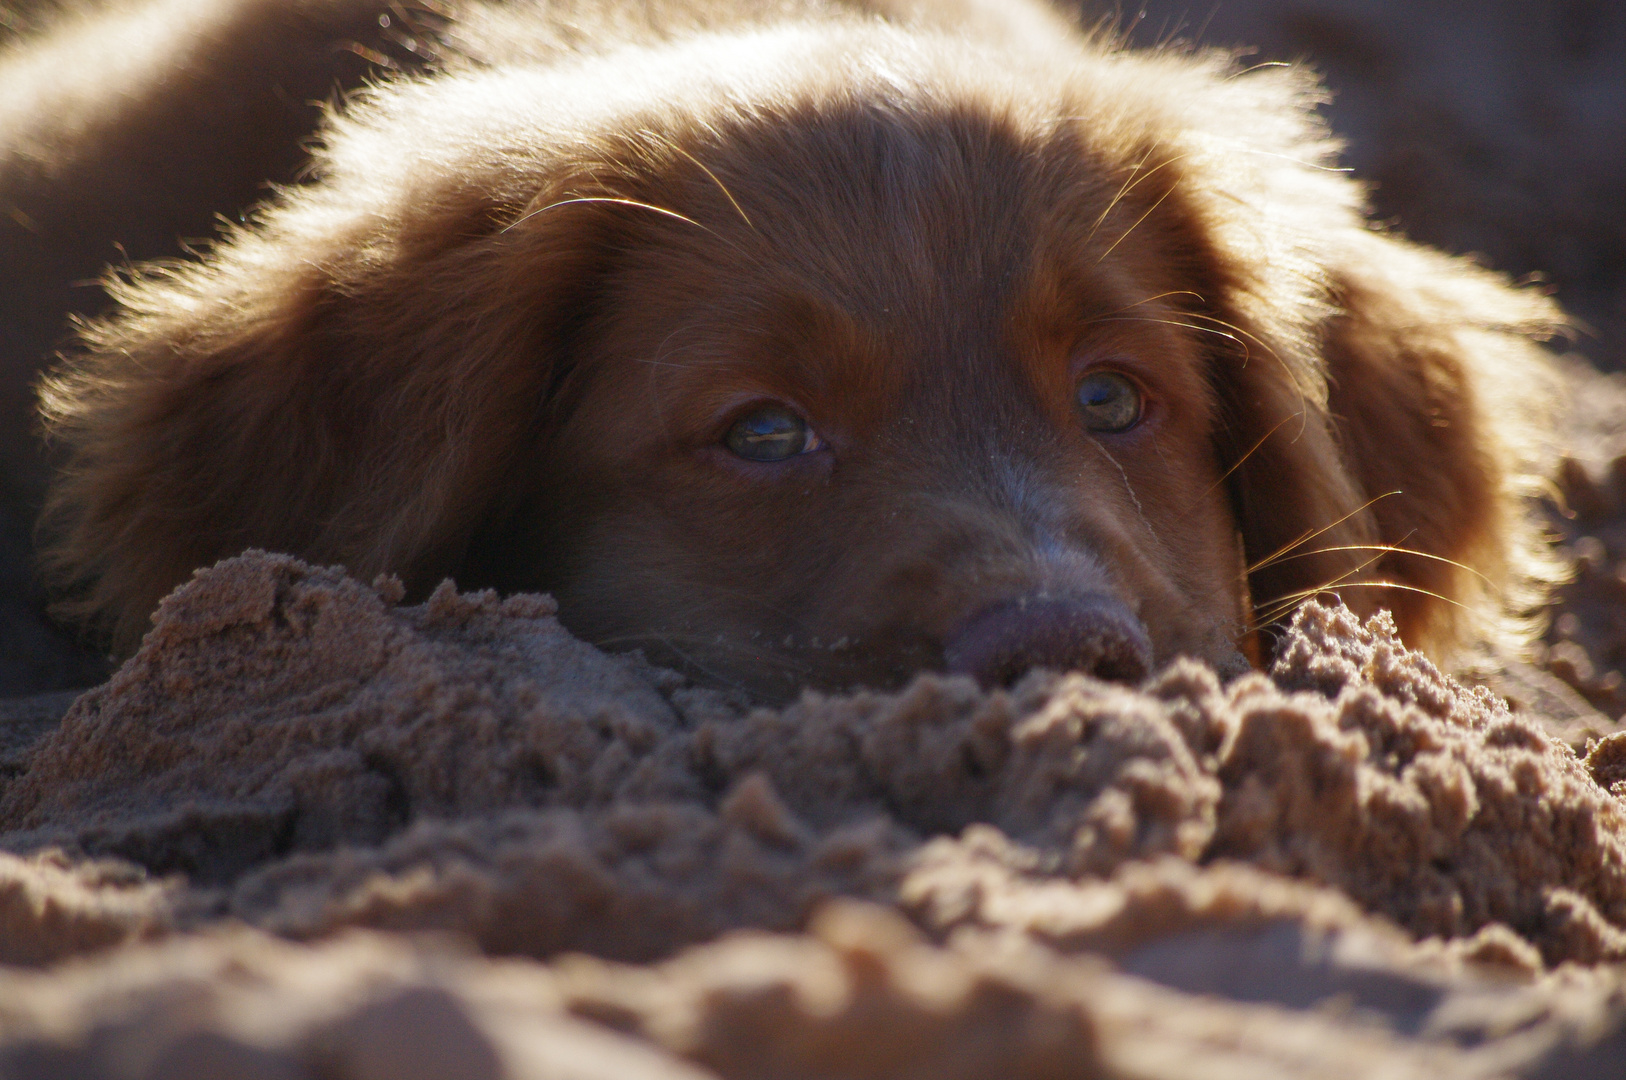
[589,570,811,629]
[627,637,759,694]
[1087,312,1316,438]
[1212,140,1354,174]
[1090,315,1243,345]
[1255,543,1496,589]
[1085,147,1194,248]
[1085,140,1164,241]
[1246,491,1400,575]
[1096,167,1186,264]
[639,320,712,444]
[1227,60,1292,79]
[1101,290,1208,313]
[1248,547,1390,630]
[1178,310,1315,411]
[593,630,815,669]
[502,195,710,235]
[1200,411,1304,500]
[1132,307,1317,430]
[1250,580,1471,635]
[642,129,756,231]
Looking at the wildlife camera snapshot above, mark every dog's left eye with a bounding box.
[723,406,824,462]
[1077,371,1142,433]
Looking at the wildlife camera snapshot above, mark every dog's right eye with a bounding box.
[1077,371,1143,433]
[723,406,824,462]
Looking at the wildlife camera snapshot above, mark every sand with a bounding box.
[3,551,1626,1077]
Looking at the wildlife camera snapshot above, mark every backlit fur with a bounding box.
[27,0,1561,697]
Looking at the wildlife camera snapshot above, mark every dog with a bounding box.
[14,0,1561,700]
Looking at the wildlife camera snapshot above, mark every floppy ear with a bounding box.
[1314,234,1561,653]
[1124,54,1561,659]
[38,160,620,652]
[1204,231,1560,659]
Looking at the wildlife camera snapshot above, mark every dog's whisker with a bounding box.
[502,195,711,235]
[1210,139,1355,174]
[1092,160,1191,261]
[1200,411,1304,501]
[1248,547,1391,630]
[1083,141,1184,244]
[1226,60,1293,80]
[607,634,766,693]
[602,571,814,630]
[1245,490,1402,575]
[1179,310,1315,414]
[1250,580,1471,635]
[1096,169,1186,264]
[592,631,818,692]
[1084,140,1158,239]
[640,129,757,232]
[1089,314,1243,345]
[1103,290,1208,315]
[1252,543,1497,589]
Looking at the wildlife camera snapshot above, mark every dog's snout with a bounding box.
[943,593,1153,688]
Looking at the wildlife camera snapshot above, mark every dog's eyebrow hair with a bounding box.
[640,129,757,231]
[1082,143,1192,246]
[501,195,710,234]
[1203,136,1355,175]
[1096,166,1187,265]
[1226,60,1293,79]
[1105,290,1208,313]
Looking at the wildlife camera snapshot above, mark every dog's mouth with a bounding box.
[942,592,1155,689]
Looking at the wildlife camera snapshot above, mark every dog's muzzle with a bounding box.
[943,592,1153,687]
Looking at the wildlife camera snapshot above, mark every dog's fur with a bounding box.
[16,0,1560,697]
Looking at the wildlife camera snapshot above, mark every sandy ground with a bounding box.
[3,552,1626,1077]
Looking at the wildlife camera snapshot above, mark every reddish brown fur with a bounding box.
[25,0,1561,697]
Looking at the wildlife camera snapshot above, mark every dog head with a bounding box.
[40,19,1556,698]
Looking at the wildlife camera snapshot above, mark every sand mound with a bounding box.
[4,551,1626,1077]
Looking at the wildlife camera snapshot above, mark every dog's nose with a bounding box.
[943,593,1153,687]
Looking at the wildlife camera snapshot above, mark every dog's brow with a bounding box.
[638,129,757,231]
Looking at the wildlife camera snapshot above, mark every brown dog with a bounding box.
[24,0,1560,699]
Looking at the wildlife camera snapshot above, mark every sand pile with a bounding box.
[4,551,1626,1077]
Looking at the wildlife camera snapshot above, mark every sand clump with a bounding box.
[4,551,1626,1075]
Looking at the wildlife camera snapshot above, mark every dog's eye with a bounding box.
[1077,371,1142,433]
[724,406,823,462]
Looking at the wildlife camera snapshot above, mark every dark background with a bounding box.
[1106,0,1626,373]
[3,0,1624,701]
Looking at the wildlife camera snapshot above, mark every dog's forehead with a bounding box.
[604,96,1160,377]
[563,43,1212,442]
[685,100,1084,313]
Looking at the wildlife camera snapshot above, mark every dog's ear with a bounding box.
[1314,234,1561,654]
[1126,55,1561,659]
[1204,232,1560,658]
[38,152,621,652]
